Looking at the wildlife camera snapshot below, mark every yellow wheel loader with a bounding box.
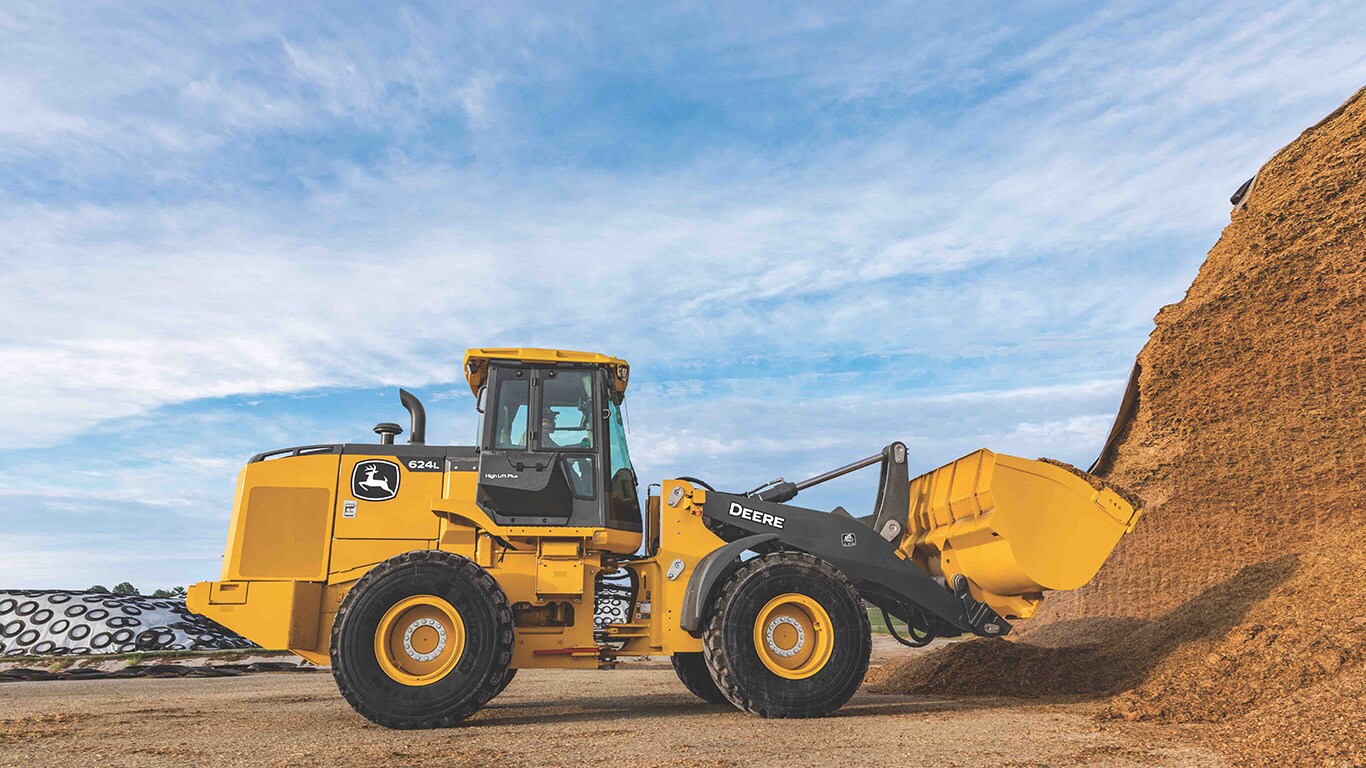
[189,348,1140,727]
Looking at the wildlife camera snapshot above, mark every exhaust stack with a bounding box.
[399,388,426,445]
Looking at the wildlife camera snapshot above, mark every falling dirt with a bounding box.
[874,84,1366,768]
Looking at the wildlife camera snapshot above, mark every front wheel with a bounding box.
[702,551,870,718]
[671,651,729,704]
[330,550,513,729]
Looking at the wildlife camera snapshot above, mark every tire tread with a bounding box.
[701,551,870,718]
[671,652,729,704]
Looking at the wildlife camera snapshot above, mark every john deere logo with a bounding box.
[352,460,400,501]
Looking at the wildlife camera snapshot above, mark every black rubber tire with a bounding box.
[702,551,870,718]
[489,667,518,700]
[330,550,514,729]
[671,652,729,704]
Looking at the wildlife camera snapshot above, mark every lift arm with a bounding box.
[695,489,1010,637]
[752,442,912,542]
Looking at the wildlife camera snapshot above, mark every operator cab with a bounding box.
[466,349,641,533]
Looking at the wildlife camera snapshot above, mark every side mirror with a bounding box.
[476,385,487,414]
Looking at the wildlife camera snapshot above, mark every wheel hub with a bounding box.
[752,592,834,680]
[374,595,466,686]
[402,617,447,662]
[764,615,806,657]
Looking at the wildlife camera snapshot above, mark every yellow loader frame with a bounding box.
[188,347,1138,725]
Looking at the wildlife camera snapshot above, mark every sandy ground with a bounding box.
[1,655,1224,768]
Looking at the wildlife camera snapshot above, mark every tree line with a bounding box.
[86,582,187,598]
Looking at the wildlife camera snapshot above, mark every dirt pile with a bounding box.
[869,529,1364,765]
[1103,536,1364,767]
[1044,86,1366,624]
[872,85,1366,768]
[865,638,1110,696]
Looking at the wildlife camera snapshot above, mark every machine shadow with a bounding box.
[470,697,735,727]
[469,692,969,728]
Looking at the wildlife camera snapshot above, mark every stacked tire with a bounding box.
[0,590,252,656]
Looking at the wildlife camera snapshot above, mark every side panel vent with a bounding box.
[237,486,331,579]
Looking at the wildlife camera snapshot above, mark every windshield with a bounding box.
[605,399,641,526]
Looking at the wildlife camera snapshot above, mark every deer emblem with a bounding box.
[358,464,394,495]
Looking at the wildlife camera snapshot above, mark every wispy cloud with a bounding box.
[2,1,1364,586]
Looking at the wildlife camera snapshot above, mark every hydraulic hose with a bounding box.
[676,476,717,492]
[881,605,934,648]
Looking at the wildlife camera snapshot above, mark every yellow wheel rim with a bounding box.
[374,595,466,687]
[752,593,834,680]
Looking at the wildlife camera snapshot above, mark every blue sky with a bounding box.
[2,2,1364,590]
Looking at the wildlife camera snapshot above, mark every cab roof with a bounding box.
[462,347,630,397]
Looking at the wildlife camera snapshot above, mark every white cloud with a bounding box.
[0,533,222,590]
[912,379,1127,404]
[1,2,1365,586]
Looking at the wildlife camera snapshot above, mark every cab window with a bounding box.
[605,401,640,525]
[492,377,529,450]
[539,371,595,451]
[562,455,596,498]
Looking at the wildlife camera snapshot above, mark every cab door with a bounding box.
[476,365,603,526]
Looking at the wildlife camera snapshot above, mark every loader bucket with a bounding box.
[901,450,1140,620]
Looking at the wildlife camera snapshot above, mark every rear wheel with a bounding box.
[702,551,870,718]
[330,550,513,729]
[489,667,518,700]
[671,651,729,704]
